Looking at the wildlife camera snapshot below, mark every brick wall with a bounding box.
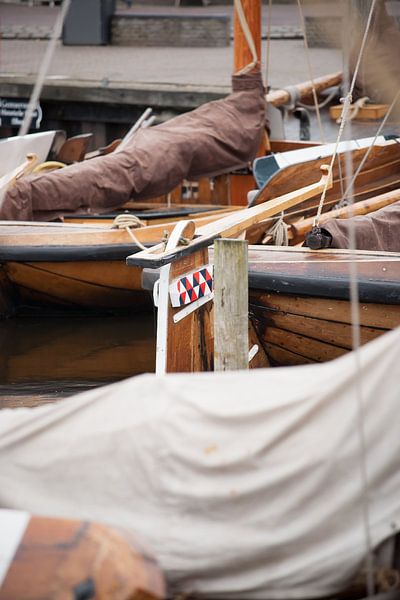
[112,14,230,47]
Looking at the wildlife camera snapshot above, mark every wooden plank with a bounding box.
[265,326,348,362]
[214,239,248,371]
[264,342,315,366]
[254,310,383,349]
[329,103,389,121]
[249,290,400,329]
[0,395,59,410]
[5,262,150,310]
[165,249,214,373]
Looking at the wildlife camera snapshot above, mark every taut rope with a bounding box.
[313,0,378,226]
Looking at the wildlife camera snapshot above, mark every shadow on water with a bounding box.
[0,311,156,408]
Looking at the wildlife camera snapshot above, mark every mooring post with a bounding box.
[214,238,249,371]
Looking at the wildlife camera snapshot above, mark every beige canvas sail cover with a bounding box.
[0,72,265,221]
[0,329,400,598]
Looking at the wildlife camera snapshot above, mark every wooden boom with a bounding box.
[266,71,343,107]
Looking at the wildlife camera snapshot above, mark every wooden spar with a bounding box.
[233,0,262,73]
[128,165,331,268]
[127,169,331,373]
[267,71,343,107]
[289,187,400,244]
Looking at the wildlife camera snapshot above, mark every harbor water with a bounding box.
[0,311,156,409]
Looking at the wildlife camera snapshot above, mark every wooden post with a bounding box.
[233,0,262,73]
[214,238,249,371]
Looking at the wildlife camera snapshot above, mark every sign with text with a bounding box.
[0,99,42,129]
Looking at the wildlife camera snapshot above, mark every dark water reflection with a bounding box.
[0,313,156,406]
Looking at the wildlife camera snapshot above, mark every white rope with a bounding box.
[234,0,259,74]
[296,0,326,142]
[341,3,378,593]
[313,0,378,225]
[335,96,369,124]
[265,0,273,89]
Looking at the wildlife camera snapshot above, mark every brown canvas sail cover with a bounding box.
[1,72,266,221]
[323,201,400,252]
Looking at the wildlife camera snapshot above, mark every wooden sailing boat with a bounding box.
[0,509,164,600]
[126,162,400,372]
[0,210,237,316]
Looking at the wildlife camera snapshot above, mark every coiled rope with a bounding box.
[112,213,147,251]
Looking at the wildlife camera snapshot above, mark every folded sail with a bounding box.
[0,72,266,221]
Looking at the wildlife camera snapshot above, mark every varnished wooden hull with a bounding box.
[0,213,236,316]
[0,510,164,600]
[248,247,400,366]
[2,259,150,315]
[0,314,155,388]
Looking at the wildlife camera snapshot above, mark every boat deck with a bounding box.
[247,246,400,303]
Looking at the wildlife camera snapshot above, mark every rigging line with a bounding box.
[295,0,326,143]
[340,88,400,203]
[313,0,377,226]
[265,0,273,89]
[18,0,72,138]
[342,3,375,596]
[234,0,259,75]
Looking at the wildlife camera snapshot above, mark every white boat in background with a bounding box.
[0,130,64,178]
[0,329,399,599]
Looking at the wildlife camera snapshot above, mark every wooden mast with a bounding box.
[233,0,262,73]
[231,0,265,204]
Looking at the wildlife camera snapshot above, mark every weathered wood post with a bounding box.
[214,238,249,371]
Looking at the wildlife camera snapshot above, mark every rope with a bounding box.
[261,213,289,246]
[112,213,147,251]
[334,96,370,124]
[313,0,378,226]
[234,0,259,74]
[265,0,273,89]
[341,3,378,595]
[18,0,71,137]
[112,213,144,229]
[297,88,338,111]
[296,0,326,142]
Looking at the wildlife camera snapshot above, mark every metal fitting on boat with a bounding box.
[305,226,333,250]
